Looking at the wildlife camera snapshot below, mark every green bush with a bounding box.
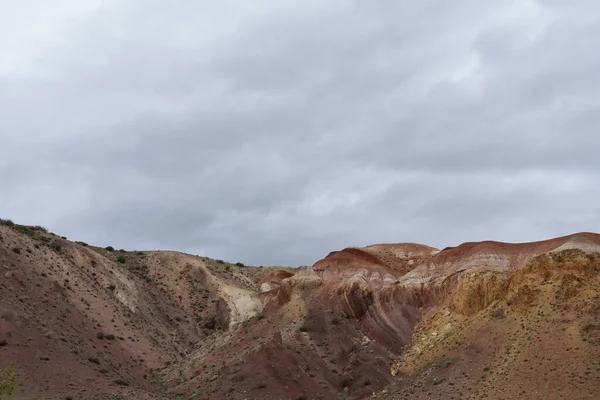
[235,262,245,267]
[116,255,126,263]
[0,218,15,227]
[338,372,353,388]
[105,246,115,251]
[0,362,18,398]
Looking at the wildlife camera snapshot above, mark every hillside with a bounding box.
[0,219,285,399]
[1,219,599,399]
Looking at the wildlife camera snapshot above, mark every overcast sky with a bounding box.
[1,0,599,266]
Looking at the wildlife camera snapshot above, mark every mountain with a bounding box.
[1,219,599,399]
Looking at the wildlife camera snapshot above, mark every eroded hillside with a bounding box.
[2,219,600,400]
[162,234,600,400]
[383,250,600,400]
[0,220,284,399]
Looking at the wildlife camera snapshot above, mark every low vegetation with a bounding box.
[0,362,18,399]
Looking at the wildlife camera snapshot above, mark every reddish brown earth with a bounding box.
[0,220,279,399]
[1,219,600,400]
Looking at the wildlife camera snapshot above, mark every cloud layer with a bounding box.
[2,0,600,266]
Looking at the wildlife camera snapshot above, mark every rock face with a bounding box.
[162,232,600,400]
[387,249,600,400]
[1,220,600,400]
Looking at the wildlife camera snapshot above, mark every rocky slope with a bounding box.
[1,218,599,399]
[0,219,283,399]
[384,249,600,400]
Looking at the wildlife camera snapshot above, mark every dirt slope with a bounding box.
[0,220,281,399]
[382,249,600,400]
[2,218,600,400]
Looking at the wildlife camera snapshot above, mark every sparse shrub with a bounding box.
[235,262,245,267]
[14,225,30,235]
[119,249,125,253]
[39,357,50,361]
[0,340,6,347]
[256,382,267,389]
[216,259,225,264]
[0,362,18,398]
[296,395,307,400]
[96,332,105,340]
[483,367,490,372]
[12,247,20,254]
[75,241,88,247]
[107,284,116,291]
[136,251,144,256]
[0,218,15,226]
[116,255,126,263]
[113,379,129,386]
[491,308,505,319]
[105,334,115,340]
[364,378,372,386]
[338,372,353,388]
[105,246,114,251]
[99,367,108,374]
[331,317,341,325]
[50,241,62,252]
[299,325,308,332]
[88,357,100,364]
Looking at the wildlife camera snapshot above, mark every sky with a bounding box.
[1,0,600,267]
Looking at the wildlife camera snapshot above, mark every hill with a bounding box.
[1,219,599,399]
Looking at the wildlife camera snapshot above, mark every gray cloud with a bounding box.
[1,0,600,266]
